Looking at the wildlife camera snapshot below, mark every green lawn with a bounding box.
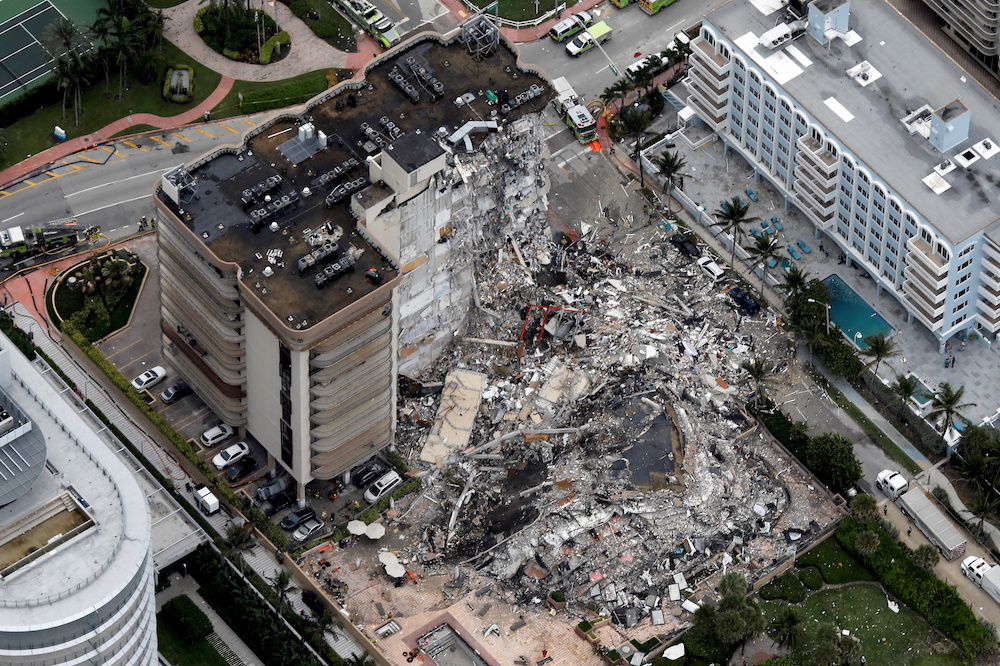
[210,69,333,119]
[764,584,965,666]
[291,0,356,52]
[3,41,222,169]
[795,534,875,584]
[156,611,230,666]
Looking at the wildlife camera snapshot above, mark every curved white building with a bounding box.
[0,336,156,665]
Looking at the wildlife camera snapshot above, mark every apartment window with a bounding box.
[955,313,968,325]
[920,228,932,243]
[873,200,885,213]
[857,201,868,213]
[952,301,968,314]
[840,184,851,195]
[777,157,788,170]
[959,244,975,257]
[763,129,773,141]
[734,87,744,99]
[837,226,849,240]
[888,229,899,242]
[279,344,293,467]
[957,286,971,299]
[871,229,882,242]
[778,142,788,154]
[957,272,972,285]
[868,240,879,253]
[959,258,974,271]
[887,258,896,269]
[764,101,776,113]
[779,115,791,128]
[859,171,870,185]
[778,128,790,141]
[748,116,759,127]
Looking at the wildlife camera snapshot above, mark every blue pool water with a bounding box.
[822,274,895,350]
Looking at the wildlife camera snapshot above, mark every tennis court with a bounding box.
[0,0,91,104]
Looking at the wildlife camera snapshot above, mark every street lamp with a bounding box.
[807,298,831,335]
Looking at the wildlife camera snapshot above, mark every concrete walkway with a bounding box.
[157,573,263,666]
[0,77,234,190]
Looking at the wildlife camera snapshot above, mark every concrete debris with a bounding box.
[384,119,844,648]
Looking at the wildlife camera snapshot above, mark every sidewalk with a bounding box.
[0,77,234,190]
[157,573,263,666]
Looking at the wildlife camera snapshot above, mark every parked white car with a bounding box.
[200,424,235,447]
[212,441,250,469]
[131,366,166,390]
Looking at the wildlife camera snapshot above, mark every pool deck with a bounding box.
[671,131,1000,428]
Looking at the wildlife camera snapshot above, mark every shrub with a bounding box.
[758,571,807,603]
[798,565,823,590]
[312,18,337,38]
[803,432,862,494]
[259,31,290,65]
[240,75,328,113]
[223,47,242,61]
[878,517,899,538]
[161,595,213,640]
[837,516,994,657]
[578,620,593,632]
[290,0,309,16]
[325,69,339,87]
[193,7,207,33]
[0,311,37,359]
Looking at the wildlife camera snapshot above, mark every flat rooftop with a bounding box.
[160,35,550,327]
[706,0,1000,244]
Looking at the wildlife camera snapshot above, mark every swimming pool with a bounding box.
[822,274,895,350]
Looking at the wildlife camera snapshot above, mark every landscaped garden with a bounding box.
[47,250,146,342]
[156,594,229,666]
[194,3,286,64]
[285,0,356,52]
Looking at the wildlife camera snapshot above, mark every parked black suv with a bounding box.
[224,457,257,483]
[280,506,317,530]
[302,590,327,615]
[669,234,700,258]
[351,457,388,488]
[728,287,760,315]
[263,490,296,517]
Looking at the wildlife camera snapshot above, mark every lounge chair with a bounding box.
[761,219,770,230]
[745,187,759,202]
[789,246,802,260]
[771,216,784,231]
[798,240,812,254]
[749,227,763,238]
[768,257,779,268]
[781,259,792,272]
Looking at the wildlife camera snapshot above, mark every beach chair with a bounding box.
[798,240,812,254]
[761,219,770,230]
[771,216,784,231]
[781,259,792,273]
[789,246,802,260]
[749,227,763,238]
[745,187,759,202]
[767,257,779,268]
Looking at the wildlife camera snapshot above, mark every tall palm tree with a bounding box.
[854,529,880,561]
[713,196,758,268]
[600,79,633,114]
[748,232,782,294]
[849,492,879,523]
[968,489,1000,538]
[68,55,93,127]
[42,17,83,64]
[618,106,653,186]
[892,373,921,418]
[768,607,805,650]
[310,608,343,643]
[777,266,810,301]
[740,357,772,406]
[635,54,663,95]
[930,382,975,436]
[269,568,293,611]
[89,18,113,97]
[794,318,828,366]
[649,151,686,215]
[861,332,899,377]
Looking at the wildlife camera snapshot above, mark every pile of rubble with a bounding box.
[388,142,842,638]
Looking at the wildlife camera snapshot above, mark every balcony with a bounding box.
[976,305,1000,333]
[905,237,949,277]
[793,165,836,201]
[983,241,1000,265]
[685,90,727,130]
[791,183,835,224]
[905,273,947,306]
[980,281,1000,306]
[691,37,731,76]
[796,136,839,174]
[687,66,730,103]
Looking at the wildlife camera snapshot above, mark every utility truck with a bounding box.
[962,556,1000,605]
[565,21,612,57]
[552,77,598,144]
[193,483,220,516]
[639,0,679,15]
[0,222,96,261]
[338,0,401,48]
[879,470,967,561]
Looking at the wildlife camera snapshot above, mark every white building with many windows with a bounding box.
[685,0,1000,350]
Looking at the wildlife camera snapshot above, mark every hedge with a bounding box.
[61,319,288,550]
[0,311,37,359]
[223,48,242,61]
[162,65,195,103]
[837,516,994,657]
[240,75,328,113]
[259,31,290,65]
[194,6,207,33]
[161,595,213,640]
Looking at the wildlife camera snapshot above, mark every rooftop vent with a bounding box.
[846,61,881,87]
[901,105,934,140]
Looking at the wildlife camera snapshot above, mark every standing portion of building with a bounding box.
[915,0,1000,78]
[0,336,156,665]
[684,0,1000,349]
[155,27,552,487]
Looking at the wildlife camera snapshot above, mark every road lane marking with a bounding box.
[67,167,174,197]
[76,193,151,217]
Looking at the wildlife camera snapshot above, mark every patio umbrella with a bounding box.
[378,551,399,565]
[347,520,367,535]
[366,522,386,540]
[385,562,407,578]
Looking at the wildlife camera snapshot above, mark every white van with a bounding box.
[697,256,726,282]
[364,470,403,504]
[625,56,653,80]
[548,10,592,42]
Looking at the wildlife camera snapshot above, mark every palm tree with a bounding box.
[968,489,1000,538]
[748,232,782,294]
[51,59,74,121]
[42,17,83,64]
[600,79,633,114]
[618,106,653,186]
[892,373,922,419]
[930,382,975,436]
[310,608,343,643]
[68,55,93,127]
[740,357,772,407]
[269,568,293,611]
[90,17,113,97]
[793,318,828,367]
[849,492,879,523]
[713,196,758,268]
[768,607,805,650]
[220,522,253,571]
[649,151,686,216]
[861,332,899,377]
[778,266,810,301]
